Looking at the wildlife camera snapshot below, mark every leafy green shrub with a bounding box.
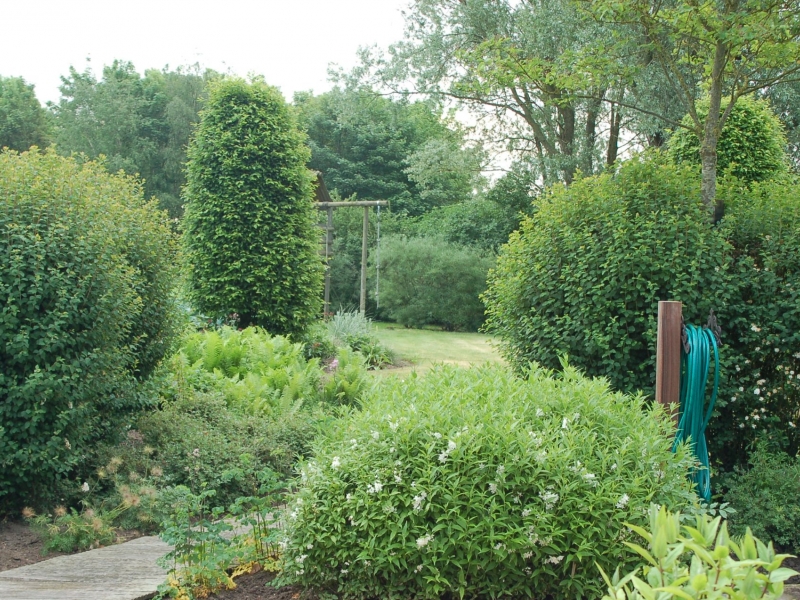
[325,309,393,368]
[0,149,179,514]
[183,78,323,336]
[709,176,800,468]
[135,391,318,504]
[600,505,798,600]
[483,156,730,395]
[723,446,800,553]
[27,506,120,553]
[301,322,338,361]
[319,347,371,406]
[280,364,698,600]
[379,235,494,331]
[669,96,787,184]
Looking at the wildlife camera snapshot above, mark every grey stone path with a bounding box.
[0,535,170,600]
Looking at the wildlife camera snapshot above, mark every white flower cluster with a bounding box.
[539,490,559,510]
[616,493,629,509]
[413,491,427,512]
[366,480,383,494]
[331,456,340,469]
[437,439,458,463]
[416,534,433,548]
[546,555,564,565]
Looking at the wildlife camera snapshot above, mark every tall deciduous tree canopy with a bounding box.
[294,86,484,215]
[183,78,323,336]
[52,60,219,217]
[577,0,800,219]
[0,76,50,151]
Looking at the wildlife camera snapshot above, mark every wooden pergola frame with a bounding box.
[314,174,388,316]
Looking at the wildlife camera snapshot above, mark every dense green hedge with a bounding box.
[280,364,697,599]
[0,149,179,512]
[183,78,323,336]
[483,155,800,470]
[378,235,494,331]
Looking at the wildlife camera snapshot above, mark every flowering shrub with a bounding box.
[279,364,698,599]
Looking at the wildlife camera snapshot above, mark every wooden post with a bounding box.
[360,206,369,314]
[324,207,333,317]
[656,301,682,422]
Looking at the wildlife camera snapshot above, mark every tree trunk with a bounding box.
[606,105,622,166]
[701,41,729,223]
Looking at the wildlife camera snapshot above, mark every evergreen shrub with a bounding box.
[280,364,698,600]
[183,78,323,336]
[668,96,787,184]
[379,235,494,331]
[0,149,179,512]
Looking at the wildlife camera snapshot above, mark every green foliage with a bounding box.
[27,506,120,554]
[669,96,788,184]
[0,75,50,151]
[411,199,522,252]
[183,78,323,335]
[723,446,800,554]
[600,505,798,600]
[710,176,800,468]
[319,347,371,406]
[280,364,698,600]
[0,149,180,514]
[136,391,317,504]
[294,87,480,216]
[52,61,218,217]
[379,235,494,331]
[325,309,394,368]
[483,156,730,393]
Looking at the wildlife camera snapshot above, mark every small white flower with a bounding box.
[616,493,630,509]
[523,551,533,559]
[413,492,427,511]
[438,452,449,463]
[754,388,761,395]
[535,408,544,417]
[296,554,308,564]
[539,490,559,510]
[496,465,505,476]
[751,324,761,332]
[192,448,200,458]
[448,440,457,452]
[489,483,498,494]
[416,534,433,548]
[562,417,569,429]
[372,431,380,440]
[394,472,402,483]
[494,542,506,551]
[433,432,442,439]
[341,568,348,574]
[346,493,352,501]
[367,481,383,494]
[81,482,90,493]
[583,472,597,486]
[610,463,617,471]
[415,564,423,573]
[331,456,341,469]
[522,508,532,517]
[389,447,396,453]
[389,420,399,431]
[546,555,564,565]
[307,544,313,550]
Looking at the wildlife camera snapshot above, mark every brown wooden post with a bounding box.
[360,206,369,314]
[656,300,682,423]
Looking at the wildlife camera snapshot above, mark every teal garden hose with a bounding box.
[671,324,719,503]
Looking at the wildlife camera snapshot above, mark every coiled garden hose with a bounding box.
[671,324,719,503]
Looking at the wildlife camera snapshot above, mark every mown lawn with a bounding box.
[372,322,504,375]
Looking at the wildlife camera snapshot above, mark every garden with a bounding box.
[3,2,800,599]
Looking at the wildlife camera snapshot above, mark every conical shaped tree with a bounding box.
[183,78,323,335]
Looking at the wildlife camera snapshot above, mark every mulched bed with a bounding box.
[0,519,63,572]
[0,518,144,573]
[207,570,311,600]
[785,555,800,585]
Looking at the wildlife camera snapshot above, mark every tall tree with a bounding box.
[52,61,218,216]
[294,86,483,215]
[578,0,800,219]
[352,0,630,186]
[0,76,50,151]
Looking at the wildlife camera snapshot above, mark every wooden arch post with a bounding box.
[656,300,682,423]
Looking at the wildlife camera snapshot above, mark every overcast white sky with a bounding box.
[1,0,409,105]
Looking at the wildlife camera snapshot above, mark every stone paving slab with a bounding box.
[0,535,170,600]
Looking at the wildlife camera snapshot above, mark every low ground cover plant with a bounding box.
[600,505,798,600]
[280,363,698,599]
[723,445,800,554]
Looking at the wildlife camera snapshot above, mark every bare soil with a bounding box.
[784,555,800,585]
[207,569,312,600]
[0,518,144,573]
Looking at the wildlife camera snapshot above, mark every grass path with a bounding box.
[372,323,503,375]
